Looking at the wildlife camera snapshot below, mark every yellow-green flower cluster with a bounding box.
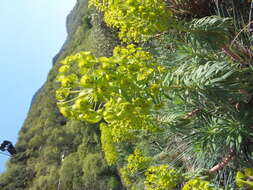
[120,149,152,186]
[56,45,163,121]
[89,0,172,42]
[182,178,215,190]
[236,168,253,188]
[144,165,181,190]
[100,123,118,165]
[56,45,165,164]
[126,149,152,174]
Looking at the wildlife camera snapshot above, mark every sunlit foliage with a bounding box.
[89,0,172,42]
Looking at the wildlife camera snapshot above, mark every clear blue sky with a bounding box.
[0,0,76,172]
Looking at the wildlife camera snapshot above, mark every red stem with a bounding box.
[222,46,242,62]
[209,149,235,173]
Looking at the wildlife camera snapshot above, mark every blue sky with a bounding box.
[0,0,76,172]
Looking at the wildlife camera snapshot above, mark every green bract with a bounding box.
[236,168,253,188]
[100,123,118,165]
[126,149,152,174]
[56,45,165,164]
[144,165,181,190]
[89,0,172,42]
[182,178,215,190]
[120,149,152,187]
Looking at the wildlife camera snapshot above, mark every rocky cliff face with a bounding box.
[0,1,121,189]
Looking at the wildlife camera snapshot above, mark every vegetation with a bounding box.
[0,0,121,189]
[2,0,253,190]
[56,0,253,189]
[89,0,172,42]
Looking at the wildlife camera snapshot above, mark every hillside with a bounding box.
[0,0,121,189]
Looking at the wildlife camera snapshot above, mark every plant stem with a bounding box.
[184,109,200,119]
[209,149,235,173]
[222,46,242,62]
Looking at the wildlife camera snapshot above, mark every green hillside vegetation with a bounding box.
[0,0,121,189]
[1,0,253,190]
